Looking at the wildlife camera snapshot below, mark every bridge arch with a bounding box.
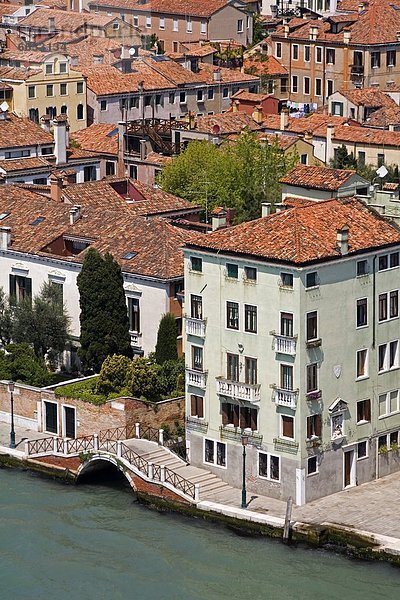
[76,455,137,492]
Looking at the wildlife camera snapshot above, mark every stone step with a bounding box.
[199,480,231,493]
[186,472,220,484]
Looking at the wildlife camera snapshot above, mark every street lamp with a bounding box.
[9,380,15,449]
[241,434,248,509]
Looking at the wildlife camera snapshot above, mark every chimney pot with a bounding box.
[261,202,271,217]
[69,205,81,225]
[337,225,349,255]
[280,108,289,130]
[0,226,11,250]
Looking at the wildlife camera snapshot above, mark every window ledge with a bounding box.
[306,338,322,349]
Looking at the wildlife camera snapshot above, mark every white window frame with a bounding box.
[203,438,227,469]
[62,403,76,438]
[378,340,399,372]
[187,16,192,33]
[307,455,319,476]
[173,17,178,31]
[326,47,335,65]
[357,440,368,460]
[201,19,206,35]
[378,389,400,418]
[159,16,165,30]
[356,348,369,380]
[244,303,258,334]
[275,42,282,58]
[42,399,59,435]
[237,18,243,33]
[258,451,281,482]
[146,15,151,28]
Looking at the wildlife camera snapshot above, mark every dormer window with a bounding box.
[59,62,67,74]
[45,63,53,75]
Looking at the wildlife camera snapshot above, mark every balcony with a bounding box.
[185,316,206,338]
[130,331,142,348]
[186,368,207,389]
[272,333,297,356]
[350,64,364,76]
[306,337,322,349]
[219,425,263,446]
[186,416,208,433]
[216,377,261,404]
[273,387,298,409]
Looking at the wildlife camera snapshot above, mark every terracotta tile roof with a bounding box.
[0,3,21,17]
[383,182,399,191]
[0,112,54,149]
[337,0,360,9]
[280,164,357,191]
[66,147,102,162]
[143,152,172,165]
[0,49,50,64]
[194,111,262,134]
[197,64,259,85]
[87,0,230,18]
[243,55,288,77]
[0,65,40,81]
[262,113,354,136]
[333,124,400,146]
[231,89,275,102]
[0,156,50,173]
[71,123,119,156]
[143,57,206,85]
[59,36,123,67]
[338,88,396,108]
[258,132,299,150]
[81,63,172,95]
[18,8,118,31]
[366,105,400,128]
[165,42,216,60]
[186,198,400,265]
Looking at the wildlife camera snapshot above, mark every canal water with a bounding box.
[0,469,399,600]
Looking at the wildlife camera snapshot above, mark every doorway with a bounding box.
[64,406,76,439]
[344,449,355,488]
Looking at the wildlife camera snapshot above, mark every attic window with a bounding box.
[122,251,137,260]
[31,216,45,226]
[107,127,119,137]
[0,211,10,220]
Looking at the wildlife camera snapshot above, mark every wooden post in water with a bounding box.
[283,496,293,544]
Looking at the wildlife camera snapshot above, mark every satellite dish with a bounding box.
[129,47,138,57]
[376,165,388,178]
[0,101,9,112]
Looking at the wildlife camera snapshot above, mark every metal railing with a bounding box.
[120,442,149,473]
[99,425,135,443]
[66,435,94,454]
[26,436,55,456]
[140,426,159,443]
[98,439,118,454]
[164,467,195,499]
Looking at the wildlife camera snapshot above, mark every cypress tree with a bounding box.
[77,248,132,372]
[155,313,178,365]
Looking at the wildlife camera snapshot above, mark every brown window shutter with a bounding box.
[239,407,246,429]
[315,414,322,437]
[233,404,240,427]
[282,416,293,438]
[365,399,371,422]
[197,396,204,418]
[250,408,257,431]
[222,403,228,425]
[191,395,196,416]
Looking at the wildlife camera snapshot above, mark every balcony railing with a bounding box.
[273,387,298,409]
[350,64,364,75]
[185,316,206,338]
[216,377,261,403]
[130,331,142,348]
[272,333,297,356]
[219,425,263,445]
[186,416,209,433]
[186,368,207,389]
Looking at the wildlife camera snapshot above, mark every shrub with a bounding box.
[1,343,50,387]
[55,376,107,405]
[128,356,162,401]
[158,357,185,396]
[97,354,131,395]
[155,313,178,365]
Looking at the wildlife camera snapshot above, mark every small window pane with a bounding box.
[308,456,318,475]
[281,272,293,287]
[226,263,238,278]
[357,441,367,459]
[390,252,399,268]
[379,255,388,271]
[306,272,318,288]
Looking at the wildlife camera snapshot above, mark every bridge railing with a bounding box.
[26,436,55,456]
[98,439,118,454]
[99,425,136,443]
[164,467,196,500]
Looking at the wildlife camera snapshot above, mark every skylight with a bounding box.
[0,211,10,220]
[107,127,119,137]
[31,216,45,226]
[122,251,137,260]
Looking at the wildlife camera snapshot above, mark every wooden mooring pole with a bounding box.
[283,496,293,544]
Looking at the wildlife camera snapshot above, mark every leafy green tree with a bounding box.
[252,14,266,45]
[155,313,178,365]
[331,144,357,170]
[77,248,132,373]
[128,356,162,400]
[97,354,131,395]
[158,357,185,396]
[0,288,13,346]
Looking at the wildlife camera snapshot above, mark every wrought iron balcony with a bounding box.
[186,368,207,389]
[350,64,364,76]
[271,332,297,356]
[273,387,298,409]
[185,316,206,338]
[186,416,208,433]
[219,425,263,445]
[216,377,261,404]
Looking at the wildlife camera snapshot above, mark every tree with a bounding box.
[97,354,131,395]
[252,14,266,46]
[331,144,357,170]
[77,248,132,373]
[0,343,50,387]
[155,313,178,365]
[0,288,13,347]
[128,356,162,400]
[159,131,298,223]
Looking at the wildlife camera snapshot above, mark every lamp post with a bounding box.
[9,380,15,449]
[241,434,248,509]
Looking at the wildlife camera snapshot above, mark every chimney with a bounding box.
[0,226,11,250]
[261,202,271,217]
[358,2,367,13]
[53,116,68,165]
[139,138,147,160]
[49,173,64,202]
[69,205,81,225]
[304,130,313,143]
[309,26,318,41]
[397,31,400,42]
[232,100,240,113]
[284,25,289,38]
[48,16,55,33]
[343,29,351,45]
[326,124,335,163]
[213,68,221,82]
[252,104,263,124]
[211,207,227,231]
[117,120,127,177]
[280,108,289,130]
[70,55,78,67]
[41,114,51,133]
[336,225,349,255]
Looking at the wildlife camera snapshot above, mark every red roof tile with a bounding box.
[280,165,357,191]
[87,0,230,18]
[0,112,53,149]
[243,55,288,77]
[71,123,119,156]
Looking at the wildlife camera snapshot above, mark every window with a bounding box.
[28,85,35,99]
[356,349,368,379]
[237,19,243,33]
[77,81,84,94]
[281,415,294,439]
[192,346,203,371]
[227,301,239,330]
[207,88,214,100]
[227,353,239,381]
[173,18,178,31]
[60,83,67,96]
[244,304,257,333]
[306,271,318,288]
[315,78,322,96]
[280,312,293,337]
[306,311,318,342]
[223,404,258,430]
[190,394,204,418]
[379,293,388,321]
[377,153,385,167]
[387,50,396,67]
[357,259,368,276]
[201,19,206,34]
[258,452,280,481]
[127,297,140,332]
[379,390,399,417]
[133,15,138,26]
[179,91,186,104]
[291,75,298,93]
[129,165,137,179]
[187,16,192,32]
[44,401,58,434]
[204,439,226,467]
[379,252,399,270]
[379,291,399,321]
[46,84,54,97]
[379,341,399,371]
[292,44,299,60]
[59,62,67,73]
[332,101,343,116]
[357,298,368,327]
[304,76,310,95]
[357,399,371,424]
[280,364,293,391]
[316,46,322,63]
[304,45,310,62]
[391,252,400,268]
[357,441,368,459]
[307,414,322,439]
[326,48,335,64]
[275,42,282,58]
[144,95,152,107]
[280,272,293,288]
[281,79,288,93]
[307,456,318,475]
[5,149,31,159]
[169,92,175,104]
[159,16,165,29]
[300,153,308,165]
[222,87,229,99]
[226,263,238,278]
[306,363,318,393]
[371,51,380,68]
[245,357,257,385]
[390,340,399,369]
[190,256,202,272]
[45,63,53,74]
[9,274,32,303]
[83,165,96,181]
[197,89,204,103]
[244,266,257,281]
[327,79,334,97]
[146,15,151,28]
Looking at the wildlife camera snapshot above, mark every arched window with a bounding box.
[28,107,39,123]
[77,103,84,120]
[61,105,68,114]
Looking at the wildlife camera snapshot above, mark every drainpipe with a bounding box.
[372,254,377,350]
